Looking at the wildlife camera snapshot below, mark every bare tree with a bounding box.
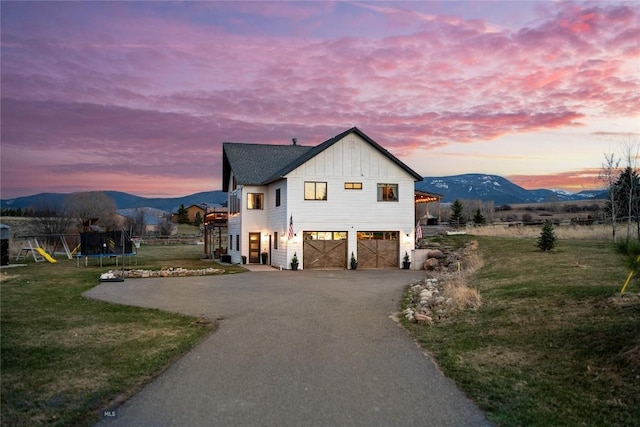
[29,202,75,248]
[484,200,495,223]
[124,208,147,237]
[156,214,176,236]
[621,141,639,240]
[65,192,119,230]
[600,152,621,241]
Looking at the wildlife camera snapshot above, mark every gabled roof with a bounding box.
[222,143,312,190]
[222,127,423,191]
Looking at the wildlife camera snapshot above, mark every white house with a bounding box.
[222,127,423,269]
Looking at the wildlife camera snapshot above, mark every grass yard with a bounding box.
[403,235,640,426]
[1,244,244,426]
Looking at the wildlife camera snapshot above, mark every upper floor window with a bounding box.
[275,188,281,207]
[247,193,264,209]
[304,182,327,200]
[377,184,398,201]
[344,182,362,190]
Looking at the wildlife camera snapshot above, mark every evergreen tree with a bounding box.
[194,211,203,227]
[472,208,486,225]
[177,204,190,224]
[449,199,466,229]
[537,220,558,251]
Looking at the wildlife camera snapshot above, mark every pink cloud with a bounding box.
[1,1,638,198]
[508,169,604,192]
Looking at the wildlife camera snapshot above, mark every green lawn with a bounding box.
[403,236,640,426]
[3,238,639,425]
[1,244,243,426]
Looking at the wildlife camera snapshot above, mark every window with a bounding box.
[236,235,239,251]
[304,182,327,200]
[357,231,399,240]
[247,193,264,209]
[275,188,281,207]
[274,232,278,249]
[377,184,398,201]
[303,231,347,240]
[344,182,362,190]
[229,234,233,250]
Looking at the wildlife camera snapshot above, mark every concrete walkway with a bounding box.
[86,270,491,426]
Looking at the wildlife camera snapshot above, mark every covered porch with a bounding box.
[415,190,443,228]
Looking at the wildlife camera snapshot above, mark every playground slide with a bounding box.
[35,247,57,263]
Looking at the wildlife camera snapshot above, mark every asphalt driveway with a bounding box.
[86,269,491,426]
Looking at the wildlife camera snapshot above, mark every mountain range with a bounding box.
[416,174,606,205]
[1,174,606,212]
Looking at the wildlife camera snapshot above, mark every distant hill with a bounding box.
[416,174,606,204]
[1,174,606,211]
[1,190,227,212]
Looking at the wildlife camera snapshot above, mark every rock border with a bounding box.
[99,267,224,280]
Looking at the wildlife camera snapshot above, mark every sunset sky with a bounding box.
[1,1,638,199]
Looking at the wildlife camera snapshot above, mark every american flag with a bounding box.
[288,215,295,240]
[415,221,423,240]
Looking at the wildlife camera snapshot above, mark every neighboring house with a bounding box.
[222,127,423,269]
[171,204,205,224]
[184,204,205,224]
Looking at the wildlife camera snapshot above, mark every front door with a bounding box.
[248,232,261,263]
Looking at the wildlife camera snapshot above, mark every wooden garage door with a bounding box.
[303,232,347,269]
[357,232,399,269]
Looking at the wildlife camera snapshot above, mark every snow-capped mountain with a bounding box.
[416,174,606,204]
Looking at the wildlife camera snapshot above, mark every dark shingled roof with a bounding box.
[222,127,422,191]
[222,143,312,189]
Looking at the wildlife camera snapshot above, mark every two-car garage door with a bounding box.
[302,231,399,269]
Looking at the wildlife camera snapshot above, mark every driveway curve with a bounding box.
[86,270,491,426]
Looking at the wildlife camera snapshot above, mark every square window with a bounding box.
[377,184,398,201]
[304,182,327,200]
[247,193,264,209]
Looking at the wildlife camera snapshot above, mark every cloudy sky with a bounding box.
[1,1,638,199]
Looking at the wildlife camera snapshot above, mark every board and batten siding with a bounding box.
[266,180,289,269]
[283,134,417,268]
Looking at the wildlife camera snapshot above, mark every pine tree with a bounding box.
[472,208,486,225]
[537,220,558,251]
[177,204,190,224]
[449,199,465,229]
[194,211,203,227]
